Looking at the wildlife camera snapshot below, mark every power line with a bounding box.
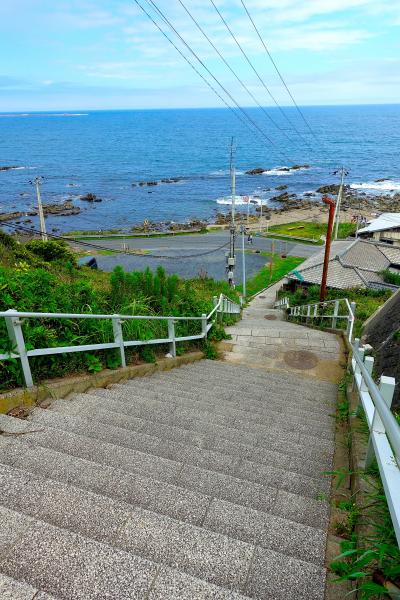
[209,0,316,155]
[3,222,231,260]
[176,0,305,158]
[131,0,253,139]
[239,0,323,149]
[141,0,297,165]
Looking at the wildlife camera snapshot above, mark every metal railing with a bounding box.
[275,296,356,342]
[0,293,241,389]
[274,294,400,546]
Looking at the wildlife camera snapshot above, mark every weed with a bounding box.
[202,340,219,360]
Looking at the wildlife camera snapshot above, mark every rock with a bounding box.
[275,185,288,191]
[0,166,19,171]
[146,181,158,186]
[80,193,102,202]
[245,168,266,175]
[375,178,389,182]
[316,184,342,194]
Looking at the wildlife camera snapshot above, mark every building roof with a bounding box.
[287,239,400,290]
[358,213,400,234]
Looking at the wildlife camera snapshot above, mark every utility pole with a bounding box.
[241,223,246,297]
[30,177,47,241]
[259,201,263,233]
[333,166,349,240]
[320,196,335,302]
[227,138,236,287]
[230,137,236,226]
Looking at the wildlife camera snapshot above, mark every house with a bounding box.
[287,239,400,290]
[357,213,400,246]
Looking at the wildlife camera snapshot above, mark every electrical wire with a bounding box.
[3,222,231,260]
[176,0,305,157]
[239,0,322,148]
[209,0,316,155]
[140,0,297,165]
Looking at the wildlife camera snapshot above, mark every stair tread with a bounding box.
[34,406,332,480]
[0,573,57,600]
[0,491,325,599]
[0,424,329,530]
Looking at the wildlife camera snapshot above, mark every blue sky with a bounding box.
[0,0,399,111]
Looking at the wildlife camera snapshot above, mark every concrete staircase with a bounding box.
[0,354,337,600]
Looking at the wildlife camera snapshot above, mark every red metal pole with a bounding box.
[320,195,335,302]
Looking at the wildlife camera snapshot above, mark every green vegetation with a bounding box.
[279,284,391,338]
[268,220,357,244]
[237,252,304,297]
[380,269,400,286]
[0,232,239,391]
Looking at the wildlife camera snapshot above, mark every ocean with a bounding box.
[0,105,399,233]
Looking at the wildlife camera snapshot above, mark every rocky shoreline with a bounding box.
[2,179,400,235]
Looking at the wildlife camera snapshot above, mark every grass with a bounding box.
[267,221,357,244]
[237,253,304,298]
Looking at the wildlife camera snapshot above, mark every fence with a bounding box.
[275,296,356,342]
[0,293,241,389]
[275,295,400,546]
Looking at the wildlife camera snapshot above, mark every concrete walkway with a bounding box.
[223,282,344,383]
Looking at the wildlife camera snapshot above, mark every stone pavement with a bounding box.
[223,282,344,383]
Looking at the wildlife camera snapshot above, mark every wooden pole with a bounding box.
[320,195,335,302]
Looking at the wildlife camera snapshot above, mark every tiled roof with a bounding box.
[288,238,398,289]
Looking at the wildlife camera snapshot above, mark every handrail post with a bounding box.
[112,315,126,368]
[167,318,176,358]
[365,375,395,469]
[347,301,356,340]
[4,310,33,387]
[361,355,374,393]
[332,299,339,329]
[201,313,207,338]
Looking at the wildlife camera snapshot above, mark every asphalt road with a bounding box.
[73,232,319,281]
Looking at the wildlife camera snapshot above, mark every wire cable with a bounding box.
[209,0,316,154]
[141,0,297,165]
[239,0,321,147]
[176,0,305,157]
[3,222,232,260]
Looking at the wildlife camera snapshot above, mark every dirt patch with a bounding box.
[264,315,277,320]
[283,350,319,369]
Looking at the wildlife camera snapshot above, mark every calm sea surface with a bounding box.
[0,105,399,232]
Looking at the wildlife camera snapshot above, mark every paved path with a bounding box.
[223,282,343,383]
[0,287,341,599]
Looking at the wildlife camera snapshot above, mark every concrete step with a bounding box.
[116,377,336,413]
[0,417,330,529]
[53,392,334,466]
[0,462,326,568]
[30,406,332,482]
[21,410,330,499]
[129,362,338,395]
[0,503,255,600]
[0,501,326,600]
[0,573,57,600]
[91,385,335,441]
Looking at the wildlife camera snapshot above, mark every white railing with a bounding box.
[351,339,400,547]
[0,293,241,388]
[274,294,400,546]
[275,296,356,342]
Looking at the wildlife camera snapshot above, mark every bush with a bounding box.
[25,239,76,264]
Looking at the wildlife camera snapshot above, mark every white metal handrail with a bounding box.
[275,296,356,342]
[274,293,400,546]
[0,293,240,388]
[351,339,400,546]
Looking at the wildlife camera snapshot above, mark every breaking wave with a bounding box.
[216,194,267,206]
[350,180,400,194]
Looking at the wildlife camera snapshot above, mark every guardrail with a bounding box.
[275,296,356,342]
[0,293,241,388]
[274,294,400,546]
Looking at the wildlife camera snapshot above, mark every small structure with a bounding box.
[77,256,98,269]
[358,213,400,246]
[287,239,400,290]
